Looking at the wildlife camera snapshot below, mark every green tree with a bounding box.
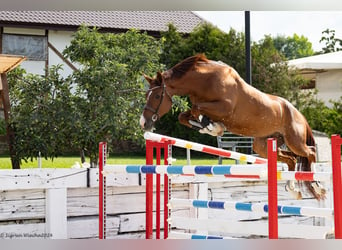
[63,26,162,165]
[301,96,342,136]
[251,35,313,107]
[160,24,185,68]
[161,23,246,73]
[7,25,162,166]
[8,65,75,163]
[273,34,314,59]
[319,29,342,53]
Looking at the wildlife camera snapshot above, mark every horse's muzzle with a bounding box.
[140,115,154,131]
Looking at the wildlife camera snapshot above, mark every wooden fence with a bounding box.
[0,163,333,239]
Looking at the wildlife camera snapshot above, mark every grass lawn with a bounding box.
[0,155,234,169]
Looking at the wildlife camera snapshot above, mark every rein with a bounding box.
[144,83,172,122]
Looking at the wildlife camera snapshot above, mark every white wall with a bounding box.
[48,30,79,78]
[316,69,342,107]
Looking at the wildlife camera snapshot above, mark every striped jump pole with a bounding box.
[144,132,267,164]
[102,165,331,182]
[169,198,333,218]
[103,164,267,177]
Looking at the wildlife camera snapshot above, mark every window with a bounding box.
[2,34,47,61]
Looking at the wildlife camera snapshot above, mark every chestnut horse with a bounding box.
[140,54,325,200]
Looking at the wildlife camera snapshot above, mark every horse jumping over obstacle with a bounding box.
[140,54,326,200]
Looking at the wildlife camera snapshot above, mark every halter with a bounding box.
[144,83,172,122]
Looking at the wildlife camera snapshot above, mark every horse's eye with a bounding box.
[155,94,160,99]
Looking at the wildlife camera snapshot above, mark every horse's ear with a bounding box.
[157,71,163,85]
[143,74,153,85]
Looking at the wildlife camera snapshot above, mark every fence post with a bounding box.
[164,141,171,239]
[45,188,67,239]
[145,140,154,239]
[331,134,342,239]
[98,142,106,239]
[267,138,278,239]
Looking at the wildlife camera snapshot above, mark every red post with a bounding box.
[145,140,154,239]
[163,141,170,239]
[267,138,278,239]
[156,146,161,239]
[331,134,342,239]
[99,142,106,239]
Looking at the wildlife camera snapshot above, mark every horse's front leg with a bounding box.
[178,110,201,130]
[178,110,222,136]
[191,102,227,136]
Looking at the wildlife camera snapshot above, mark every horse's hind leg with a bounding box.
[253,136,302,199]
[283,129,326,200]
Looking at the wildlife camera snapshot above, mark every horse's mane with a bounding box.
[170,54,209,79]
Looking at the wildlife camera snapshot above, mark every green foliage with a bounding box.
[273,34,314,59]
[160,24,185,68]
[161,23,246,73]
[8,65,75,163]
[8,25,162,166]
[319,29,342,53]
[63,25,162,165]
[301,96,342,136]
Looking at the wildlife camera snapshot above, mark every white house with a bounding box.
[288,51,342,107]
[0,11,204,78]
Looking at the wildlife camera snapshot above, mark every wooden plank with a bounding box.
[0,169,88,190]
[0,189,45,201]
[119,209,190,233]
[68,216,120,239]
[0,217,120,239]
[0,198,45,221]
[0,54,26,74]
[0,222,47,239]
[67,189,189,217]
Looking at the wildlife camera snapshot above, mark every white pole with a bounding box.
[38,151,42,168]
[45,188,67,239]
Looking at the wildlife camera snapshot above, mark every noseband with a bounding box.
[144,83,172,122]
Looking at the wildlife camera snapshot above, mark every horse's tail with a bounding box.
[298,121,315,172]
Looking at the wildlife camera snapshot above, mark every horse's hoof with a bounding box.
[311,182,327,200]
[285,184,302,200]
[199,115,211,128]
[296,192,303,200]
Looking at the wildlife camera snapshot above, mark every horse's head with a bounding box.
[140,72,173,131]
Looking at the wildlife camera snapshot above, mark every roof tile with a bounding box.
[0,11,204,33]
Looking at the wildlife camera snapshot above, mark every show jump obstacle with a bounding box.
[99,133,342,239]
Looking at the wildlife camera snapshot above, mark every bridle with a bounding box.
[144,83,172,122]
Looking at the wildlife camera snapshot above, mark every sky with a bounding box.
[194,11,342,52]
